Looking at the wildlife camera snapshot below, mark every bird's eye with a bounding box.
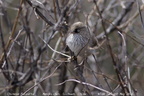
[74,29,79,33]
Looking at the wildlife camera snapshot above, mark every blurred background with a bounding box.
[0,0,144,96]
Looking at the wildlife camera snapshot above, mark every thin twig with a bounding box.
[0,0,24,68]
[39,36,71,58]
[56,79,115,96]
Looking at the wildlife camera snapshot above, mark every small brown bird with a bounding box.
[66,22,91,56]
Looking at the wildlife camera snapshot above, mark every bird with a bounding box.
[66,22,92,96]
[66,22,91,57]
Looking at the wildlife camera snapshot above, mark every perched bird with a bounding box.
[66,22,91,57]
[66,22,92,96]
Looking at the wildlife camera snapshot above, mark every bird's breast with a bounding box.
[66,34,89,55]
